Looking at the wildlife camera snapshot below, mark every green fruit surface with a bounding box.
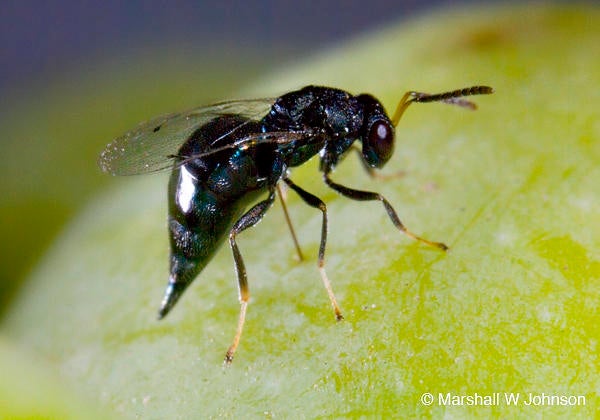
[2,4,599,418]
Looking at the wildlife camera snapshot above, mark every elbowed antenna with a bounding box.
[391,85,494,127]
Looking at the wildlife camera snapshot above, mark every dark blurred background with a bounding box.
[1,0,470,100]
[0,0,482,316]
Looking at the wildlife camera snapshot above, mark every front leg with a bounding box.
[322,171,448,251]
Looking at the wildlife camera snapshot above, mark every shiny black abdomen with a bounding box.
[168,115,282,288]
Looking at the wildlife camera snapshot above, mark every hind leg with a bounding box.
[224,189,276,364]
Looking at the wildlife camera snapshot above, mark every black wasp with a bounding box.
[99,85,493,363]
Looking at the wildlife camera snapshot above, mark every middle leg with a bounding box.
[283,177,343,321]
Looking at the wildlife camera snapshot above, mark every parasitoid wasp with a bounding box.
[99,84,493,363]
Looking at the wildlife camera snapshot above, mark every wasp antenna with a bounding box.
[411,86,494,105]
[391,85,494,126]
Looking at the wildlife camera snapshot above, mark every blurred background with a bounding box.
[0,0,492,316]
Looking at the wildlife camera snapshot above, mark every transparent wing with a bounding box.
[98,98,275,175]
[175,130,321,166]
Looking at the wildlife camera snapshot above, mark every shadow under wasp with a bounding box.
[99,84,493,363]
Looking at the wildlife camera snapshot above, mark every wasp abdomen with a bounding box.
[160,115,277,317]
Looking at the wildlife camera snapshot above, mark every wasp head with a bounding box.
[356,94,395,169]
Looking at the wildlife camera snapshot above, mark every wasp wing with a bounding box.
[175,130,321,167]
[98,98,275,176]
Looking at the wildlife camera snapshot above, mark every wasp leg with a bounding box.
[283,177,343,321]
[323,171,448,251]
[276,183,304,261]
[224,189,277,365]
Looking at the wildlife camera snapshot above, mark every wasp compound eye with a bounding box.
[363,119,395,168]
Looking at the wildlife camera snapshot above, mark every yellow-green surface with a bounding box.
[0,336,111,419]
[2,4,599,418]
